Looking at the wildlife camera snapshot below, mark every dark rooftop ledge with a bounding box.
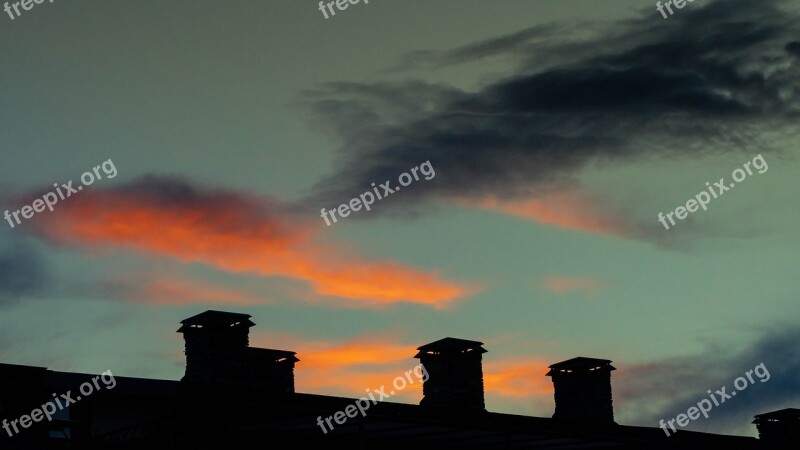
[546,357,616,375]
[175,382,758,448]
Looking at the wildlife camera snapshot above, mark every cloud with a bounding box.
[296,340,413,371]
[0,242,49,306]
[484,357,557,417]
[462,189,630,237]
[393,22,567,70]
[103,276,263,306]
[484,359,553,398]
[541,276,608,296]
[252,332,424,401]
[253,331,555,411]
[25,176,471,308]
[615,326,800,435]
[304,0,800,239]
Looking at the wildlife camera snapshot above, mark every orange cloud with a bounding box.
[252,332,553,407]
[295,344,553,405]
[299,340,414,370]
[30,178,470,308]
[252,333,424,401]
[542,276,607,295]
[484,359,554,398]
[463,191,629,237]
[134,278,262,306]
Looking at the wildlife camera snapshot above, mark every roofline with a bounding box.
[416,337,487,351]
[179,310,254,324]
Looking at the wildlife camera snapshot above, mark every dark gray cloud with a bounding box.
[0,242,50,305]
[304,0,800,232]
[391,21,567,70]
[616,326,800,434]
[105,175,304,218]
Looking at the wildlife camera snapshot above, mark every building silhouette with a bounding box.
[753,409,800,447]
[178,311,298,392]
[546,357,615,425]
[415,337,487,410]
[0,310,795,449]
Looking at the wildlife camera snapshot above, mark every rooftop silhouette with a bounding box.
[0,310,794,449]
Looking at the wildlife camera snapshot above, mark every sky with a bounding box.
[1,0,799,438]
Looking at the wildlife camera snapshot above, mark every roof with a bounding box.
[753,408,800,423]
[414,337,487,357]
[0,362,764,449]
[0,363,49,384]
[0,364,177,397]
[177,310,255,332]
[176,387,760,449]
[48,372,178,397]
[546,357,616,375]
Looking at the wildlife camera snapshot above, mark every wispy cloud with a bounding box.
[615,326,800,435]
[24,176,472,308]
[542,276,608,296]
[463,190,629,237]
[484,359,553,398]
[0,241,49,306]
[253,331,555,409]
[103,276,264,306]
[252,332,423,401]
[304,0,800,240]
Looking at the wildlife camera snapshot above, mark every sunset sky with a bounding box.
[1,0,799,438]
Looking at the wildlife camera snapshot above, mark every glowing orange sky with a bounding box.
[466,192,630,237]
[252,332,553,405]
[31,188,471,307]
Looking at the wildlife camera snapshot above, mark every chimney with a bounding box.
[414,337,486,410]
[177,310,298,391]
[546,357,616,424]
[753,409,800,448]
[241,348,299,393]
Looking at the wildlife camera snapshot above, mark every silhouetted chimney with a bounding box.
[753,409,800,448]
[414,337,486,410]
[547,357,616,424]
[241,348,299,393]
[177,310,298,392]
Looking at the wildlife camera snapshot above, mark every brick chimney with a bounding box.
[177,310,298,392]
[546,357,616,424]
[753,408,800,448]
[414,337,486,410]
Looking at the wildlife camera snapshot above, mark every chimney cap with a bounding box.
[177,310,255,332]
[753,408,800,424]
[546,357,615,375]
[414,337,487,358]
[244,347,300,363]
